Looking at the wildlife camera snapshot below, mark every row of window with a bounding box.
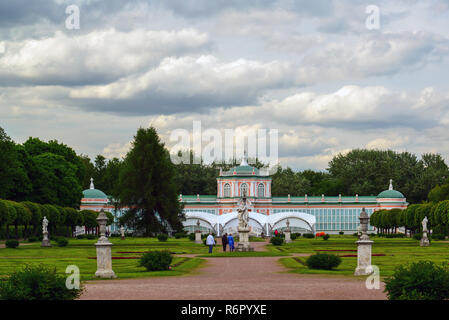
[223,183,265,197]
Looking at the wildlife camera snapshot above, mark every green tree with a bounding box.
[0,127,32,201]
[80,210,97,235]
[271,166,310,196]
[428,183,449,203]
[118,127,184,236]
[22,201,42,236]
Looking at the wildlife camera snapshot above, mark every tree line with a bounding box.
[0,199,113,240]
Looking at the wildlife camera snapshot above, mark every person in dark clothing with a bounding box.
[222,233,228,252]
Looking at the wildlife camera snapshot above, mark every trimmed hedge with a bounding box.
[303,233,314,238]
[157,234,168,242]
[306,253,341,270]
[5,239,19,248]
[139,251,172,271]
[56,238,68,247]
[270,237,284,246]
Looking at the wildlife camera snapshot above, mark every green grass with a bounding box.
[0,238,208,281]
[275,235,449,278]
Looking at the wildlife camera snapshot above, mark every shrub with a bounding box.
[413,233,422,241]
[292,233,301,238]
[76,235,86,239]
[339,231,344,235]
[174,232,187,239]
[290,234,298,240]
[5,240,19,248]
[86,234,96,240]
[431,233,445,241]
[188,233,196,241]
[323,234,330,240]
[303,233,314,238]
[28,236,38,243]
[270,237,284,246]
[138,251,173,271]
[56,238,68,247]
[384,261,449,300]
[306,253,341,270]
[157,234,168,242]
[0,264,83,300]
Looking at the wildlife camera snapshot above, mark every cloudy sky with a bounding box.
[1,0,449,171]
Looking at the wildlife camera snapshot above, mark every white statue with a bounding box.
[42,216,48,233]
[422,216,428,232]
[237,193,249,229]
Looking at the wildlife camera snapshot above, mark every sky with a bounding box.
[1,0,449,171]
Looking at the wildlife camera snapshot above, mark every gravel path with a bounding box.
[80,240,386,300]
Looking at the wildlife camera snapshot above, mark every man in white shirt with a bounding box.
[206,232,215,254]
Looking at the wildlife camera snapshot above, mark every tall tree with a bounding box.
[118,127,184,235]
[0,127,32,200]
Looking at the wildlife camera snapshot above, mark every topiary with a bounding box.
[413,233,422,241]
[28,236,38,243]
[76,235,86,239]
[290,234,298,240]
[270,237,284,246]
[138,251,173,271]
[339,231,344,235]
[86,234,96,240]
[303,233,314,239]
[188,233,196,241]
[323,234,330,240]
[0,264,83,300]
[5,239,19,248]
[157,234,168,242]
[306,253,341,270]
[384,261,449,300]
[56,238,68,247]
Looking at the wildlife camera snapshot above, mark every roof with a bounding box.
[377,179,405,199]
[82,188,108,199]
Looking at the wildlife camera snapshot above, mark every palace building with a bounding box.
[80,159,408,236]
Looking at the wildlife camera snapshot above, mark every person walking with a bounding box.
[206,232,215,254]
[228,233,235,252]
[222,233,228,252]
[274,229,279,237]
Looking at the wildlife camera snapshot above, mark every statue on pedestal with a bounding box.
[235,191,253,252]
[237,194,249,230]
[354,208,374,276]
[95,209,116,278]
[41,216,51,247]
[420,216,430,247]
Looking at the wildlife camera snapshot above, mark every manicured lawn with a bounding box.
[273,235,449,278]
[0,237,208,281]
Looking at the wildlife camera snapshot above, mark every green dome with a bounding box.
[377,189,404,199]
[82,188,108,199]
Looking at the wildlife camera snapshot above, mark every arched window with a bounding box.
[258,183,265,198]
[224,183,231,197]
[240,183,248,196]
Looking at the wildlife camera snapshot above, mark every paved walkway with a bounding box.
[80,240,386,300]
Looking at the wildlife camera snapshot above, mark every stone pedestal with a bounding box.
[354,239,374,275]
[284,230,291,243]
[195,231,202,244]
[94,210,116,278]
[41,231,51,247]
[95,242,116,278]
[235,227,254,252]
[420,231,430,247]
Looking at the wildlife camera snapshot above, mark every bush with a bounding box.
[174,232,187,239]
[188,233,196,241]
[86,234,96,240]
[431,233,445,241]
[339,231,344,235]
[323,234,330,240]
[76,235,86,239]
[292,233,301,238]
[303,233,314,238]
[28,236,38,243]
[5,240,19,248]
[157,234,168,242]
[413,233,422,241]
[290,234,298,240]
[384,261,449,300]
[138,251,173,271]
[0,264,83,300]
[270,237,284,246]
[306,253,341,270]
[56,238,68,247]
